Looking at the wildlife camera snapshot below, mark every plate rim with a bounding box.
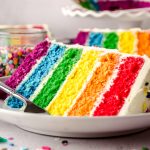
[0,107,150,120]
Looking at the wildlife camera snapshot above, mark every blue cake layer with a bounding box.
[87,32,103,47]
[7,44,66,108]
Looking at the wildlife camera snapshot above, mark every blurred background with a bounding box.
[0,0,150,39]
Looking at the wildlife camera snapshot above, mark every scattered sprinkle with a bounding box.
[145,82,149,86]
[0,47,33,77]
[142,147,149,150]
[146,92,150,98]
[8,143,15,147]
[41,146,51,150]
[20,147,29,150]
[62,140,68,146]
[8,137,14,141]
[0,137,8,143]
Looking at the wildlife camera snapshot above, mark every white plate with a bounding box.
[0,107,150,138]
[62,6,150,21]
[62,6,150,28]
[1,76,150,138]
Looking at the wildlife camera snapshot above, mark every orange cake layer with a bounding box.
[67,53,120,116]
[137,32,150,57]
[73,29,150,57]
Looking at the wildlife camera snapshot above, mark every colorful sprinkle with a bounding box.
[8,53,12,58]
[62,140,68,146]
[13,58,18,65]
[145,82,149,86]
[0,47,33,77]
[41,146,51,150]
[20,147,29,150]
[17,50,23,56]
[0,137,8,143]
[146,91,150,98]
[8,137,14,141]
[8,143,15,147]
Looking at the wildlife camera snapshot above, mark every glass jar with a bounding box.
[0,27,47,77]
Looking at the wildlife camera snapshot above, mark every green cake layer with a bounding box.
[103,32,119,49]
[33,48,83,108]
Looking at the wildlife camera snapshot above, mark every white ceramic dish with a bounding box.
[0,76,150,138]
[62,6,150,28]
[62,6,150,20]
[0,106,150,138]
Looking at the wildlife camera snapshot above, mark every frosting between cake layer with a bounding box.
[64,59,101,116]
[33,48,83,109]
[119,55,150,115]
[6,43,67,108]
[29,52,65,102]
[89,54,122,116]
[5,40,150,116]
[67,52,120,116]
[93,56,144,116]
[46,49,101,116]
[5,40,50,89]
[13,44,66,100]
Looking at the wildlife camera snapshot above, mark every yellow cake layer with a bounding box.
[118,31,136,54]
[46,50,102,116]
[67,53,120,116]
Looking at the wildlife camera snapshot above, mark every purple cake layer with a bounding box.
[98,1,131,11]
[93,0,150,11]
[137,1,150,8]
[73,31,89,45]
[5,40,50,89]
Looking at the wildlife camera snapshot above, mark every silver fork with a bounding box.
[0,81,45,113]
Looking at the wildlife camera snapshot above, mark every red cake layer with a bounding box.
[93,57,144,116]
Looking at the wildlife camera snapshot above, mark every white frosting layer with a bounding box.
[64,60,101,116]
[80,28,142,33]
[16,45,51,92]
[45,49,86,111]
[119,55,150,115]
[90,55,122,116]
[29,54,64,101]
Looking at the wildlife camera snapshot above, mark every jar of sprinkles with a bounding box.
[0,27,47,77]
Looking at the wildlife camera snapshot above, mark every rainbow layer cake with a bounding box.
[5,40,150,116]
[73,28,150,57]
[74,0,150,11]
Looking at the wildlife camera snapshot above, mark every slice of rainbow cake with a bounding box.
[5,40,150,116]
[73,28,150,57]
